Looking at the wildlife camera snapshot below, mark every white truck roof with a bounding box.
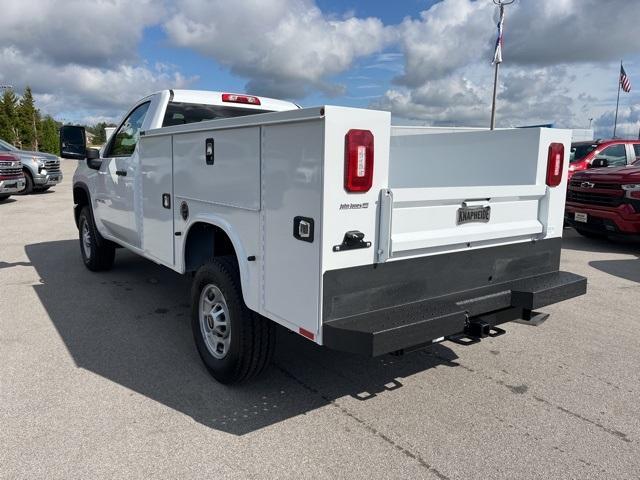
[160,89,299,112]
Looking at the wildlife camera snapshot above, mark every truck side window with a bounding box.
[106,102,151,157]
[597,144,627,167]
[634,144,640,162]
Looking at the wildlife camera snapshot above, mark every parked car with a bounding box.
[60,89,586,384]
[565,159,640,239]
[0,152,26,202]
[0,138,62,193]
[568,139,640,180]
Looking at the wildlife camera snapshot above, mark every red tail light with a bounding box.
[344,129,374,192]
[546,143,564,187]
[222,93,261,105]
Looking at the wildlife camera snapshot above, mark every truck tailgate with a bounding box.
[378,128,569,261]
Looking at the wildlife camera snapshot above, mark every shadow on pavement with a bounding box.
[25,240,458,435]
[589,258,640,283]
[562,228,640,255]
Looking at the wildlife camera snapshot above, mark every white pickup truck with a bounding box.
[61,90,586,384]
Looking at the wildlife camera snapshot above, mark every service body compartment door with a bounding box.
[140,135,175,265]
[173,127,261,210]
[261,120,323,336]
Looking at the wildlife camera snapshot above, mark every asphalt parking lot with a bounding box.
[2,160,640,479]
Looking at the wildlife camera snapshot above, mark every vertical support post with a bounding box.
[490,62,500,130]
[613,60,622,138]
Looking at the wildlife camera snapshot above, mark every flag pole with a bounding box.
[490,61,499,130]
[490,0,513,130]
[613,60,622,138]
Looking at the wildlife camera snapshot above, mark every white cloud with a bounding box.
[594,104,640,140]
[0,47,194,123]
[0,0,637,135]
[164,0,396,97]
[395,0,494,86]
[506,0,640,66]
[0,0,196,123]
[0,0,164,68]
[373,77,488,126]
[376,0,640,135]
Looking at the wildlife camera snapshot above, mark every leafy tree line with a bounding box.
[0,86,115,155]
[0,87,60,154]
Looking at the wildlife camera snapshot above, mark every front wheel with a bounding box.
[17,170,33,195]
[0,194,10,202]
[191,257,275,384]
[78,206,115,271]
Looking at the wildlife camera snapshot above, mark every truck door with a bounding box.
[96,102,150,248]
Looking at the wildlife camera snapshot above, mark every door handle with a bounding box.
[115,170,127,176]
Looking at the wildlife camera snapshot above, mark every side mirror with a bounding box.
[589,158,609,169]
[86,148,102,170]
[59,125,87,160]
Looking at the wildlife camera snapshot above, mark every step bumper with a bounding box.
[322,238,586,356]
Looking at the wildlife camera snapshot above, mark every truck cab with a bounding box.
[569,139,640,180]
[71,90,296,249]
[62,89,586,384]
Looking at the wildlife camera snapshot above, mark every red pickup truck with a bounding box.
[0,152,26,202]
[565,160,640,239]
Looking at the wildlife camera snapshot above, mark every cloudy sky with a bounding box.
[1,0,638,138]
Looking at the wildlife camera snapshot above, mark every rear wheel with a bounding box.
[78,206,115,271]
[191,257,275,384]
[575,227,606,239]
[0,194,10,202]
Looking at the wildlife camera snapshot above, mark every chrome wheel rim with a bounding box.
[199,284,231,359]
[81,221,92,259]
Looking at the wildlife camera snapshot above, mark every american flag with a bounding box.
[493,5,505,64]
[620,65,631,93]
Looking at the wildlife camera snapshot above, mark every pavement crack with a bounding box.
[532,396,631,444]
[274,364,450,480]
[429,351,632,444]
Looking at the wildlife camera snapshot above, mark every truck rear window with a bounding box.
[570,143,597,163]
[162,102,273,127]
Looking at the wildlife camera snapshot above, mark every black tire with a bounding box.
[191,256,275,384]
[78,206,115,271]
[575,227,606,239]
[0,194,10,202]
[18,170,33,195]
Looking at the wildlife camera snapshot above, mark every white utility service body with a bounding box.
[70,89,586,376]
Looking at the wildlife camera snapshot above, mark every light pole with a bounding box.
[588,118,593,129]
[490,0,515,130]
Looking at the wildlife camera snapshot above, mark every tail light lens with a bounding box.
[344,129,374,192]
[546,143,564,187]
[221,93,261,105]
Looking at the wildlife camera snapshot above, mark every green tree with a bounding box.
[86,121,115,145]
[0,90,20,145]
[39,116,60,155]
[18,86,41,150]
